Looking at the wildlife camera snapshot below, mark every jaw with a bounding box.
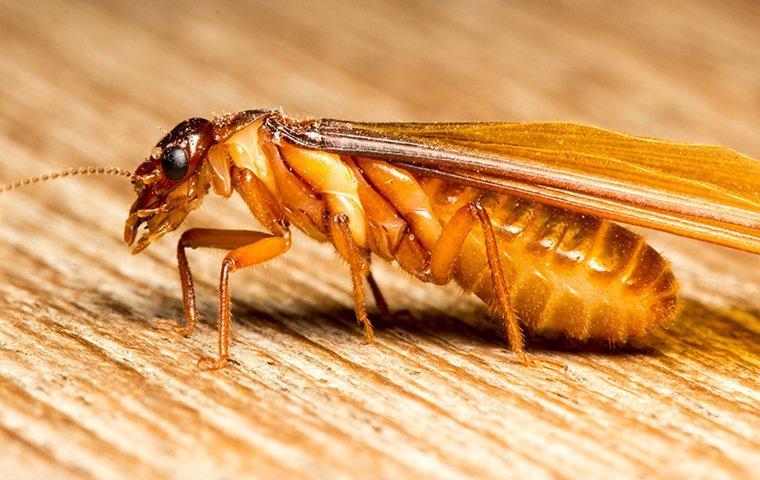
[124,180,205,254]
[125,205,196,254]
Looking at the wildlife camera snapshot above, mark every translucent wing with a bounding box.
[277,119,760,254]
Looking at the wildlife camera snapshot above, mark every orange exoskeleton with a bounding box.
[4,109,759,369]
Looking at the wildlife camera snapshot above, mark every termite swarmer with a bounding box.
[3,109,759,368]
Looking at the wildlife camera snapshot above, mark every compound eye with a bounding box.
[161,147,189,180]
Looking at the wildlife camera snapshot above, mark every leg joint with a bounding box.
[221,255,238,274]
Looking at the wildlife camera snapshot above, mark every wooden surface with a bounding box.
[1,1,759,479]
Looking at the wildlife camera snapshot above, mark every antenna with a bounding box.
[0,166,133,194]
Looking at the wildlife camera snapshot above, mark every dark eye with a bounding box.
[161,148,188,180]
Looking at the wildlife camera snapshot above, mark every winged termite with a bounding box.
[3,109,758,368]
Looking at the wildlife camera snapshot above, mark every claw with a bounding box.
[360,326,376,344]
[197,355,229,370]
[517,351,537,367]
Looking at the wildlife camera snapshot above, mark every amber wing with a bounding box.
[278,119,760,254]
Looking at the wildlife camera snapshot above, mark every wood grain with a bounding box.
[1,1,758,479]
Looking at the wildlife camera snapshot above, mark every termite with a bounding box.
[2,109,758,369]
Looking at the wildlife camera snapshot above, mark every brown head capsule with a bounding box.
[124,117,216,253]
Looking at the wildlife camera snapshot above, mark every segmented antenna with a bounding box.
[0,166,133,194]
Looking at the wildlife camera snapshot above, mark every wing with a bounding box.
[275,118,760,254]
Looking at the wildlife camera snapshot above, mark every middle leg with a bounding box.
[366,272,390,318]
[329,213,376,343]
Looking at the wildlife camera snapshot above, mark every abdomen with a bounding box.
[420,178,679,343]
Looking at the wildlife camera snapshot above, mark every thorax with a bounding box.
[219,122,368,247]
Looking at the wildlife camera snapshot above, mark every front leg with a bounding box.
[159,228,291,369]
[157,229,275,336]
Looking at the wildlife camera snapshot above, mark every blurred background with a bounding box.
[1,1,758,479]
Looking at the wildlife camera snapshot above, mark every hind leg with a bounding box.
[428,201,567,368]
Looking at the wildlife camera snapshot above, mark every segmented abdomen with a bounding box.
[420,178,679,343]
